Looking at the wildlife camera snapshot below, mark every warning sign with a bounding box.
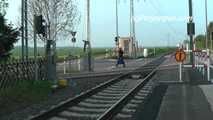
[175,49,186,63]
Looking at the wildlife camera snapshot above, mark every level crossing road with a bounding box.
[56,58,153,74]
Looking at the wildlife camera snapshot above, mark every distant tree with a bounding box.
[195,34,205,49]
[27,0,80,42]
[207,21,213,40]
[195,34,206,42]
[0,14,19,59]
[0,0,8,16]
[183,40,190,44]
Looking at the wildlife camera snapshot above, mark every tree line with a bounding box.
[0,0,19,59]
[183,21,213,49]
[0,0,80,60]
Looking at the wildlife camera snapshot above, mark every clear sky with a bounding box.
[4,0,213,47]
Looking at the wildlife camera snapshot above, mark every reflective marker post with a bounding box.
[207,49,210,82]
[64,57,66,74]
[179,63,182,82]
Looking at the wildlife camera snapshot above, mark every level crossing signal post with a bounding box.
[34,15,57,83]
[82,40,93,71]
[188,0,195,65]
[68,31,77,73]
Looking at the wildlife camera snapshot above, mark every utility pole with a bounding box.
[205,0,209,49]
[21,0,25,60]
[25,0,28,60]
[86,0,92,71]
[51,1,57,84]
[33,18,38,81]
[188,0,194,64]
[116,0,119,40]
[130,0,136,58]
[115,0,120,59]
[130,0,132,57]
[132,0,137,58]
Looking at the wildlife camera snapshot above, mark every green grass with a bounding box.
[11,46,110,59]
[148,47,175,57]
[9,46,174,61]
[0,80,52,103]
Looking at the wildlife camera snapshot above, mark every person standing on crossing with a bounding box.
[116,48,126,67]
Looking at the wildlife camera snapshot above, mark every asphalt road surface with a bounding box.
[57,58,153,74]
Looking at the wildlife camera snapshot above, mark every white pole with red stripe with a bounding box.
[207,49,210,82]
[179,63,182,82]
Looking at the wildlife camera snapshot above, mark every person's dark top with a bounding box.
[118,48,124,58]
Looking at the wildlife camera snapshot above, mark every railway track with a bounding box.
[28,56,166,120]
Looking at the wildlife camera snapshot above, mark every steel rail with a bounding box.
[97,68,157,120]
[28,67,142,120]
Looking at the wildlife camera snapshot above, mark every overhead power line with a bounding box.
[148,0,184,40]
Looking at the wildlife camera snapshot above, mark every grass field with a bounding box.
[148,47,176,57]
[10,46,175,60]
[11,46,111,59]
